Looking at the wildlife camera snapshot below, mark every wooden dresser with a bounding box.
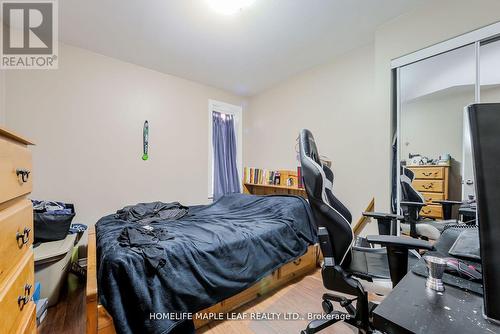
[407,164,449,219]
[0,126,36,334]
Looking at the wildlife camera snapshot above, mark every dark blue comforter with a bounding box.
[96,193,317,334]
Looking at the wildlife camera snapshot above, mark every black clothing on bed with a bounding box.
[118,226,174,273]
[116,201,188,225]
[96,194,317,334]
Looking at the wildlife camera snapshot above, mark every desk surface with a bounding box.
[373,272,499,334]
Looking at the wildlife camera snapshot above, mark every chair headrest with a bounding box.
[400,166,415,182]
[400,165,424,203]
[299,129,321,165]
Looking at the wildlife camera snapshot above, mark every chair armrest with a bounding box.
[400,201,427,208]
[432,200,463,205]
[433,200,463,219]
[362,212,405,220]
[399,202,426,238]
[362,212,404,236]
[366,235,434,250]
[366,235,434,286]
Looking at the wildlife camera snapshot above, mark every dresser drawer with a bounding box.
[420,204,443,219]
[412,180,444,193]
[409,166,444,179]
[0,199,33,287]
[0,137,33,205]
[0,253,35,334]
[421,192,445,204]
[12,302,35,334]
[279,246,316,279]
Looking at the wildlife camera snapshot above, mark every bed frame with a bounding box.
[86,198,375,334]
[86,228,319,334]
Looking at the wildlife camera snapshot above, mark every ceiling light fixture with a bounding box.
[207,0,256,15]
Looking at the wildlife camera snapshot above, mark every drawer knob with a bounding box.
[23,227,31,240]
[16,168,31,183]
[16,227,31,246]
[17,283,32,309]
[423,184,434,189]
[293,258,302,266]
[17,296,28,308]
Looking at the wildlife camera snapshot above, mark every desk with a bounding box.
[373,271,499,334]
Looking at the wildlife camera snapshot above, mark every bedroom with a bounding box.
[1,0,500,333]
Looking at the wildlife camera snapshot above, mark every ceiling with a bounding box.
[59,0,424,96]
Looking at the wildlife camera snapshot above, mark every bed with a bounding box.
[86,193,321,334]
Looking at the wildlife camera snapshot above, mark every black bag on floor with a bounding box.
[33,201,76,243]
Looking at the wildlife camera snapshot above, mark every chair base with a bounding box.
[301,313,343,334]
[302,293,377,334]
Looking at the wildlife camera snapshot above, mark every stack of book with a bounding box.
[36,298,49,326]
[243,167,301,188]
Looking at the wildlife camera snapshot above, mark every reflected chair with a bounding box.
[400,166,462,239]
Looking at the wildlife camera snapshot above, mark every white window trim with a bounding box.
[208,99,243,199]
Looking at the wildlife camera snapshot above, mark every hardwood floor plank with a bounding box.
[39,269,358,334]
[38,273,85,334]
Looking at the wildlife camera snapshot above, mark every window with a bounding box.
[208,99,243,199]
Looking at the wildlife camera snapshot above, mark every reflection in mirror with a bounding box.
[459,38,500,200]
[480,38,500,102]
[399,44,476,219]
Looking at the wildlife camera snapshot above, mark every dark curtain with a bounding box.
[213,111,241,199]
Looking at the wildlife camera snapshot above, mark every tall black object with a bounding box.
[468,103,500,324]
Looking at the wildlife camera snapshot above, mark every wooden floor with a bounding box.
[38,273,86,334]
[197,270,356,334]
[39,270,356,334]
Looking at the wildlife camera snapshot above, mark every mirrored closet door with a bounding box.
[399,44,475,215]
[392,22,500,218]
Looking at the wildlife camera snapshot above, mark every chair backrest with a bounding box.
[400,166,425,203]
[323,164,353,223]
[299,129,354,267]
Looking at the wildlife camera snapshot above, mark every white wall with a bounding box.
[245,0,500,235]
[244,44,380,234]
[401,88,472,201]
[5,44,246,226]
[401,90,470,164]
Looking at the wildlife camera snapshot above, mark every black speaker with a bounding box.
[468,103,500,324]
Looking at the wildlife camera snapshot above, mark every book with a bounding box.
[274,172,280,185]
[37,309,47,326]
[243,167,304,188]
[36,298,48,325]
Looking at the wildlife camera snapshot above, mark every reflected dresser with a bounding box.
[406,164,450,219]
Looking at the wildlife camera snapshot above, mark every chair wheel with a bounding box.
[301,331,307,334]
[322,299,334,314]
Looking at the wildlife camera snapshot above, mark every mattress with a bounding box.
[96,193,317,334]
